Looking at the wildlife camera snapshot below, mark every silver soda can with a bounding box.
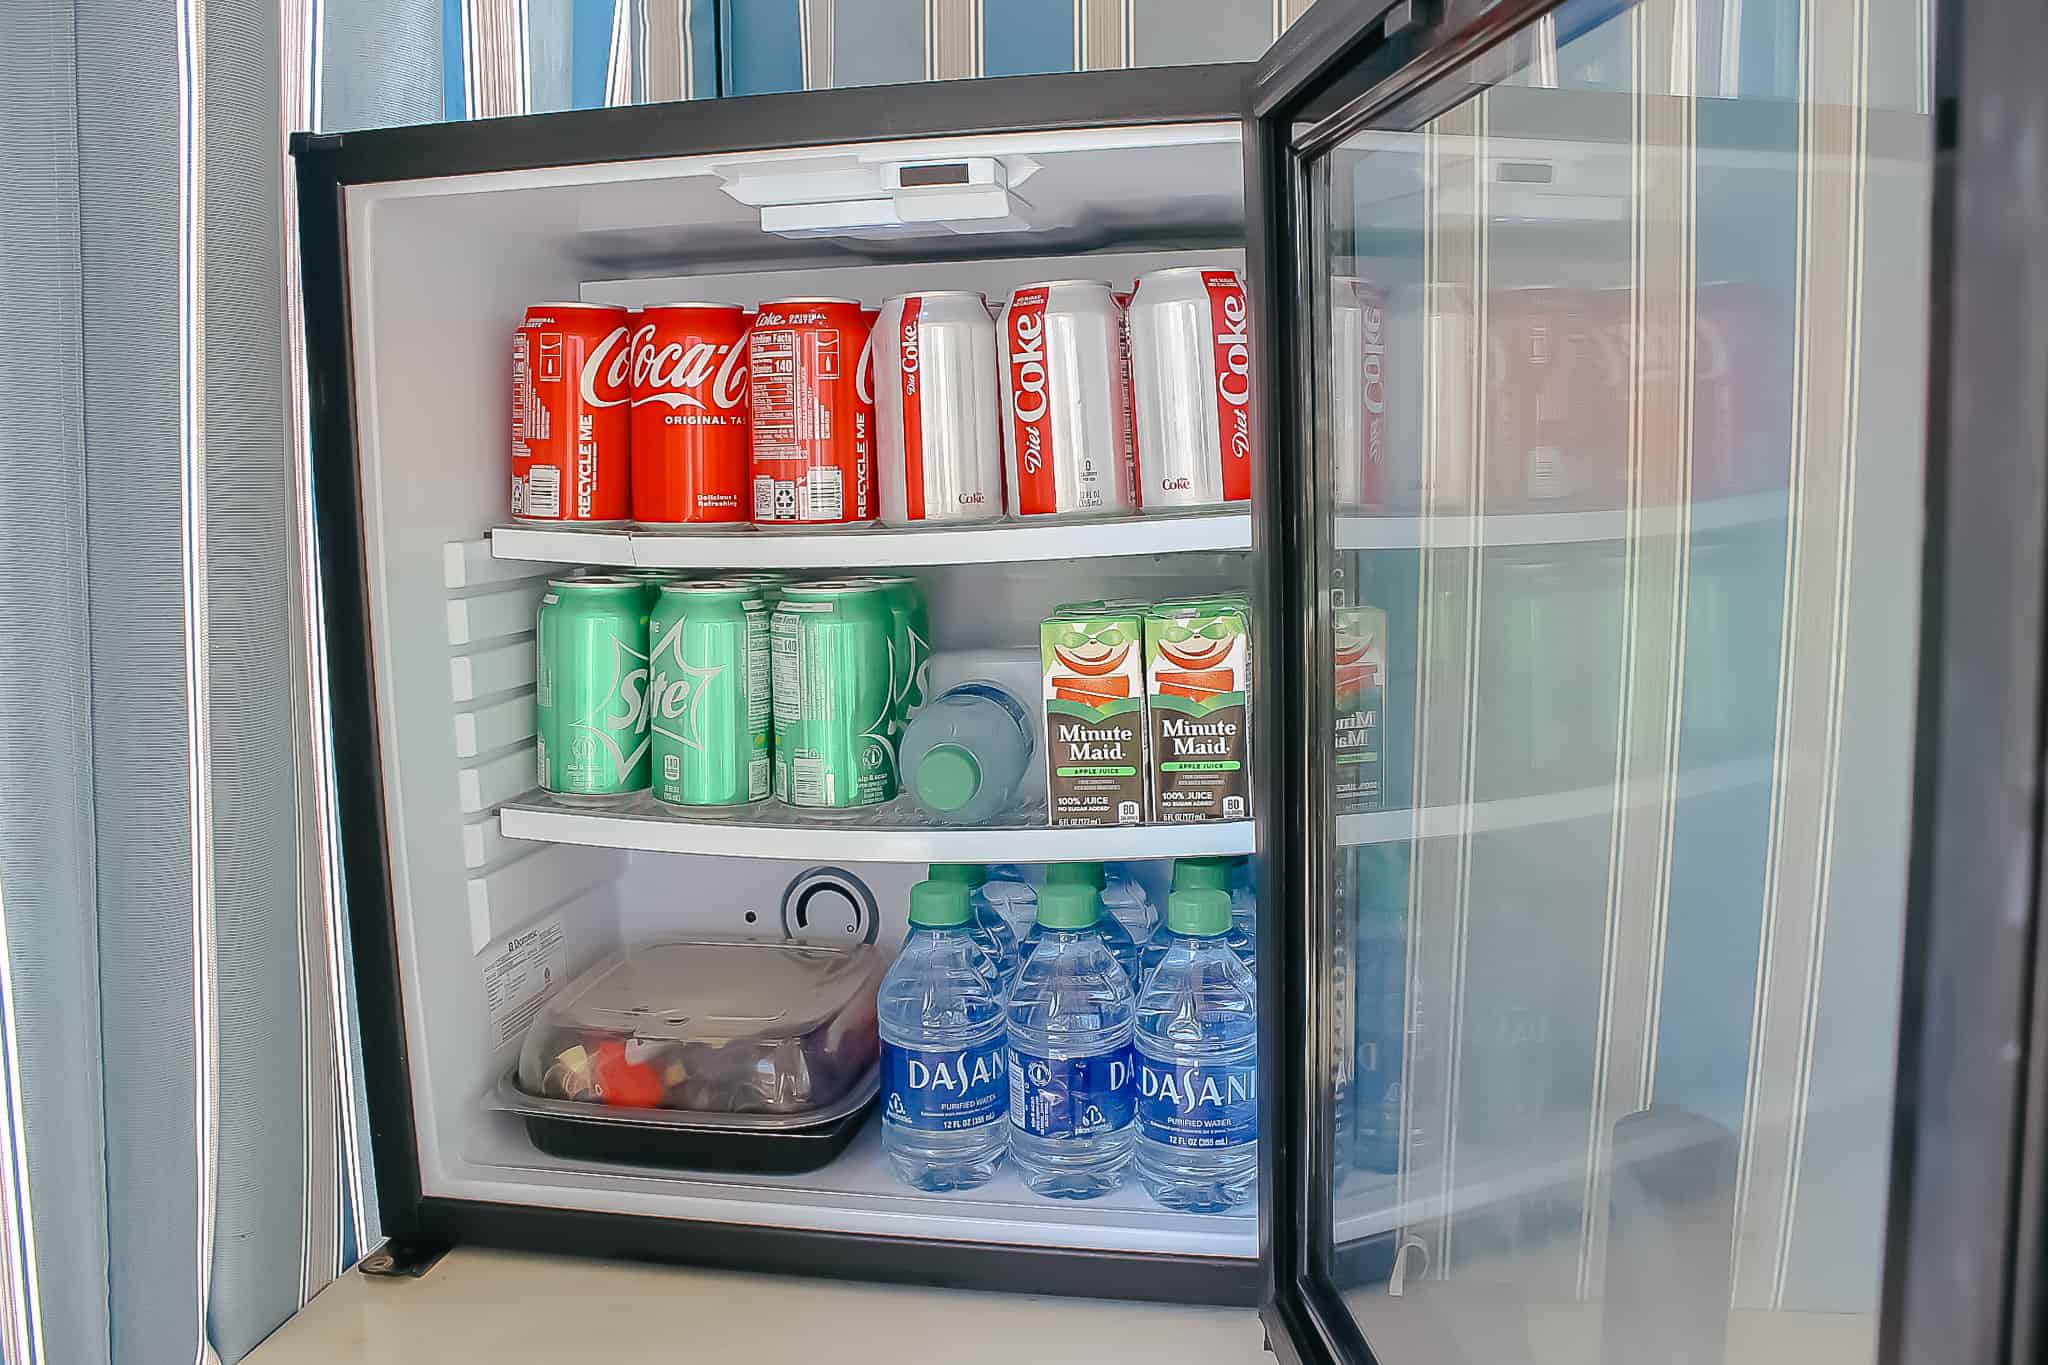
[1330,276,1390,510]
[1128,266,1253,509]
[998,279,1134,518]
[873,291,1003,525]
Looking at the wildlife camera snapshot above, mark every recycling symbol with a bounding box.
[887,1094,909,1119]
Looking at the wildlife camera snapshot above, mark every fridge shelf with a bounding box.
[469,1106,1258,1259]
[497,791,1255,863]
[488,509,1252,571]
[1335,755,1771,847]
[1335,489,1787,551]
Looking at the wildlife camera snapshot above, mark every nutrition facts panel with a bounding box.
[750,326,849,521]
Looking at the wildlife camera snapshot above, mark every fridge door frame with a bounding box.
[1244,0,2048,1362]
[292,65,1268,1304]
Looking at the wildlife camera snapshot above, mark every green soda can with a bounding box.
[854,574,932,741]
[724,571,790,609]
[647,580,771,806]
[535,576,652,798]
[618,568,686,610]
[771,579,897,808]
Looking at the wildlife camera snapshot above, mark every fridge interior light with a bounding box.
[715,153,1041,238]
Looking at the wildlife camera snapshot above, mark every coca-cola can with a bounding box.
[511,302,632,523]
[1331,277,1390,510]
[748,298,875,525]
[1128,267,1253,509]
[999,279,1134,519]
[629,303,751,527]
[873,291,1002,525]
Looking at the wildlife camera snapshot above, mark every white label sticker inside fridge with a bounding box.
[483,913,566,1049]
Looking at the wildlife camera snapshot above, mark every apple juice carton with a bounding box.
[1042,604,1149,826]
[1334,604,1386,810]
[1144,597,1252,822]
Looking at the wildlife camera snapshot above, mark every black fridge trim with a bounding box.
[1247,3,1580,1360]
[419,1197,1259,1306]
[290,63,1248,185]
[292,71,1269,1306]
[1882,0,2048,1361]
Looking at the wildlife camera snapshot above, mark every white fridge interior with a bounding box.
[340,121,1261,1257]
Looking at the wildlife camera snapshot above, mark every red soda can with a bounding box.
[748,298,875,524]
[629,303,751,526]
[511,302,631,523]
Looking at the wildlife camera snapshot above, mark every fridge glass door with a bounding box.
[1266,0,1938,1356]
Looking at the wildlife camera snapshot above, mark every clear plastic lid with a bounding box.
[515,938,884,1118]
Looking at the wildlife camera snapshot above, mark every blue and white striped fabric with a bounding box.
[0,0,372,1360]
[427,0,1305,121]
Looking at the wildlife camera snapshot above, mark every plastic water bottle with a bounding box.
[1021,863,1142,987]
[878,880,1008,1191]
[1145,858,1254,986]
[1135,887,1258,1211]
[927,862,1018,996]
[1226,855,1258,957]
[1005,882,1137,1198]
[1101,863,1159,944]
[981,865,1039,942]
[899,681,1034,824]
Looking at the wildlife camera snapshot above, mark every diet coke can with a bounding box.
[748,298,875,525]
[999,280,1134,519]
[1113,288,1142,510]
[1330,277,1389,510]
[511,302,632,523]
[873,291,1002,524]
[630,303,751,526]
[1128,267,1253,509]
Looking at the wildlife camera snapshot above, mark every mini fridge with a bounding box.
[292,0,2048,1358]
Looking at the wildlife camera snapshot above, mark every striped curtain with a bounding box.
[0,0,374,1359]
[366,0,1314,125]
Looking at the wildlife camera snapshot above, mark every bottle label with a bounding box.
[1008,1045,1135,1138]
[1138,1059,1257,1149]
[882,1037,1007,1132]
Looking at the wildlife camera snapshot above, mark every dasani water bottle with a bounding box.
[1135,887,1258,1211]
[878,880,1008,1191]
[927,862,1018,996]
[1005,882,1136,1199]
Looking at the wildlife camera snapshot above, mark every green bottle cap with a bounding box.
[908,880,972,928]
[1034,882,1102,931]
[913,744,983,813]
[926,862,989,886]
[1166,888,1232,937]
[1045,862,1107,890]
[1171,856,1232,894]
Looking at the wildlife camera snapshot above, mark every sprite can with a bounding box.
[724,571,791,608]
[617,568,686,610]
[647,580,772,806]
[771,580,897,808]
[853,574,932,743]
[535,575,651,798]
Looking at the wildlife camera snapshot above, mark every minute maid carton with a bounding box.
[1144,596,1251,823]
[1042,603,1148,825]
[1334,603,1386,810]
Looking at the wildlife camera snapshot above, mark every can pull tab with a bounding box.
[1387,1236,1432,1298]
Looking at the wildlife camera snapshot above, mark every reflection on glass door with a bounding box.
[1307,0,1934,1358]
